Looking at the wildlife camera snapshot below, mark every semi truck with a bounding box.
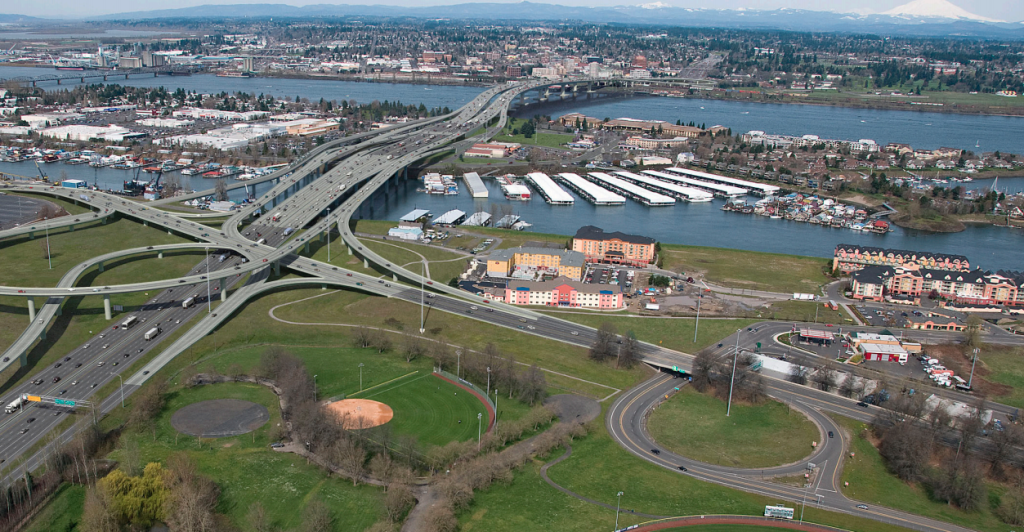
[121,315,138,329]
[5,395,26,414]
[271,212,282,222]
[283,227,295,237]
[144,327,162,341]
[182,296,195,309]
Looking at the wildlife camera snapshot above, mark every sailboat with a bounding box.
[976,140,980,148]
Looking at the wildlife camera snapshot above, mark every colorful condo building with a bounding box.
[485,247,585,281]
[851,264,1023,307]
[572,226,656,267]
[505,277,624,309]
[833,244,969,273]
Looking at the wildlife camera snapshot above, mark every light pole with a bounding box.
[313,374,318,402]
[358,363,364,391]
[477,412,482,450]
[205,247,211,313]
[419,261,425,334]
[326,207,331,262]
[44,217,51,270]
[969,348,979,389]
[486,367,491,396]
[726,329,740,417]
[693,293,701,343]
[456,349,461,379]
[112,373,124,408]
[615,491,624,530]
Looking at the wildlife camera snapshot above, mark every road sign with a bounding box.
[25,395,41,403]
[54,399,76,407]
[672,365,678,371]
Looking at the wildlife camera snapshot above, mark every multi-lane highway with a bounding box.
[0,77,1012,531]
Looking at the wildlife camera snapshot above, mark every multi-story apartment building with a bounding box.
[486,247,585,280]
[505,277,624,309]
[572,226,656,267]
[833,244,970,273]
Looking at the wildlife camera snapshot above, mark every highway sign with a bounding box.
[54,399,76,407]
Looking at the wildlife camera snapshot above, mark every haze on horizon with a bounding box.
[4,0,1022,22]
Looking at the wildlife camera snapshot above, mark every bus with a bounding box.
[828,300,839,311]
[764,505,794,520]
[121,315,138,329]
[283,227,295,237]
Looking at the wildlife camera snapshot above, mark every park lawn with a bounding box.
[302,228,385,278]
[648,387,819,469]
[765,301,849,324]
[0,218,191,287]
[24,483,85,532]
[79,250,208,287]
[830,415,1008,532]
[359,238,470,283]
[10,192,93,216]
[659,244,831,294]
[263,288,643,394]
[492,131,573,149]
[546,314,757,353]
[360,372,488,445]
[107,382,384,531]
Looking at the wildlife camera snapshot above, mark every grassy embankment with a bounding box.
[648,387,819,469]
[492,131,574,149]
[832,414,1010,532]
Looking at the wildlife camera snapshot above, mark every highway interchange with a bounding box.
[0,78,1016,531]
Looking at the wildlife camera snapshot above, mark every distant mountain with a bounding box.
[0,14,45,23]
[51,2,1024,39]
[882,0,1001,23]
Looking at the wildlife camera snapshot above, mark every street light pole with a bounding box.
[693,294,701,343]
[456,349,461,379]
[420,261,425,334]
[313,374,318,402]
[615,491,624,530]
[44,218,51,270]
[494,389,498,429]
[477,412,482,450]
[969,348,979,389]
[358,363,364,391]
[205,247,211,313]
[727,329,740,417]
[486,367,491,396]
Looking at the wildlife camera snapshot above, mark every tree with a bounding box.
[128,381,166,432]
[425,504,459,532]
[300,499,334,532]
[813,361,838,392]
[331,438,366,486]
[370,452,398,491]
[247,502,272,532]
[384,484,415,523]
[989,423,1024,478]
[589,322,618,362]
[403,332,426,363]
[353,326,374,348]
[517,365,547,405]
[213,179,228,202]
[164,454,218,532]
[789,365,809,385]
[81,485,119,532]
[878,421,932,481]
[963,315,984,349]
[617,331,640,369]
[934,458,987,511]
[691,349,717,392]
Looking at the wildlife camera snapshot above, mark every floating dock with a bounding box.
[463,172,488,199]
[585,172,675,206]
[664,167,780,197]
[525,172,574,205]
[643,169,746,198]
[614,171,713,203]
[400,208,431,222]
[434,209,467,226]
[461,211,492,227]
[555,173,626,205]
[495,214,521,228]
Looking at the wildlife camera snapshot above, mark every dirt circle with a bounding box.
[326,399,394,429]
[170,399,270,438]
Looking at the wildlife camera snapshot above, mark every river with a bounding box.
[2,66,1021,270]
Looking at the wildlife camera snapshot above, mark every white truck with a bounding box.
[182,296,196,309]
[271,212,282,222]
[5,395,26,414]
[144,327,161,341]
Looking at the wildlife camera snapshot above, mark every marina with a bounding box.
[665,167,781,197]
[555,173,626,205]
[585,172,676,206]
[525,172,574,205]
[615,170,714,202]
[646,168,747,198]
[461,211,493,227]
[433,209,466,226]
[462,172,488,199]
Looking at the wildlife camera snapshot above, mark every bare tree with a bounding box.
[877,421,932,482]
[589,322,618,362]
[425,504,458,532]
[691,349,717,392]
[81,485,118,532]
[516,365,547,405]
[164,454,219,532]
[214,179,229,201]
[934,458,987,511]
[617,331,640,369]
[371,329,393,353]
[370,452,398,492]
[246,502,272,532]
[403,332,426,363]
[300,499,334,532]
[384,484,415,523]
[331,438,366,486]
[838,375,861,398]
[789,365,809,386]
[431,338,454,370]
[813,361,838,392]
[353,326,374,348]
[989,423,1024,478]
[118,435,142,477]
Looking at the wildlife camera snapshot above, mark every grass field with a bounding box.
[358,238,470,283]
[24,483,85,532]
[0,218,191,287]
[78,250,207,287]
[659,244,831,294]
[831,415,1008,532]
[648,387,819,469]
[108,382,385,531]
[544,314,757,353]
[974,346,1024,409]
[201,344,521,447]
[492,131,573,149]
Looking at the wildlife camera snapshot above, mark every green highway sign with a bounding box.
[672,366,678,371]
[54,399,76,407]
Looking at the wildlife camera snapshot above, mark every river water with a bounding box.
[2,66,1022,270]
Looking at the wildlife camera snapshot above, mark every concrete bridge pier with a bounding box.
[220,279,227,302]
[393,273,398,282]
[158,251,163,259]
[347,246,353,256]
[321,284,327,291]
[319,231,326,244]
[97,261,104,273]
[28,231,33,240]
[18,351,27,366]
[27,298,36,323]
[143,220,147,226]
[304,241,310,254]
[273,261,281,276]
[364,258,369,269]
[103,295,112,321]
[55,301,61,316]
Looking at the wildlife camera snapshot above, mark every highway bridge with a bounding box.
[0,66,200,86]
[0,77,1006,532]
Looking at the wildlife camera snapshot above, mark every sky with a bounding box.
[5,0,1023,22]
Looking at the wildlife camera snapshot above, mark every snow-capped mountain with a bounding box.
[882,0,1002,23]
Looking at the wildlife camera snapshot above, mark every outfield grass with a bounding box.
[24,483,85,532]
[0,218,191,287]
[492,131,573,149]
[544,314,757,353]
[109,382,385,531]
[648,387,819,469]
[831,414,1008,532]
[201,344,526,446]
[659,244,830,294]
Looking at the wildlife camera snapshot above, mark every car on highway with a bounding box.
[828,431,834,438]
[26,418,35,423]
[52,376,60,383]
[651,448,661,455]
[91,383,97,388]
[72,380,78,385]
[75,363,82,368]
[677,466,687,472]
[19,429,28,434]
[856,504,868,510]
[857,401,870,408]
[97,362,105,367]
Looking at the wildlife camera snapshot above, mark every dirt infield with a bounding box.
[326,399,395,429]
[170,399,270,438]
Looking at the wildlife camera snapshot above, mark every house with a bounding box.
[504,276,624,309]
[572,226,656,267]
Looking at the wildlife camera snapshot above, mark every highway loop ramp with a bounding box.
[326,399,394,430]
[171,399,270,437]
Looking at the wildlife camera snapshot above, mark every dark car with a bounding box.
[857,401,870,408]
[52,376,60,383]
[828,431,834,438]
[677,465,687,472]
[26,418,35,423]
[651,449,661,455]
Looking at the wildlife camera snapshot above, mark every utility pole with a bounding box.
[494,389,498,429]
[477,412,482,450]
[486,367,491,396]
[313,374,318,402]
[693,294,701,343]
[969,348,979,389]
[205,247,211,312]
[456,349,461,379]
[727,329,740,417]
